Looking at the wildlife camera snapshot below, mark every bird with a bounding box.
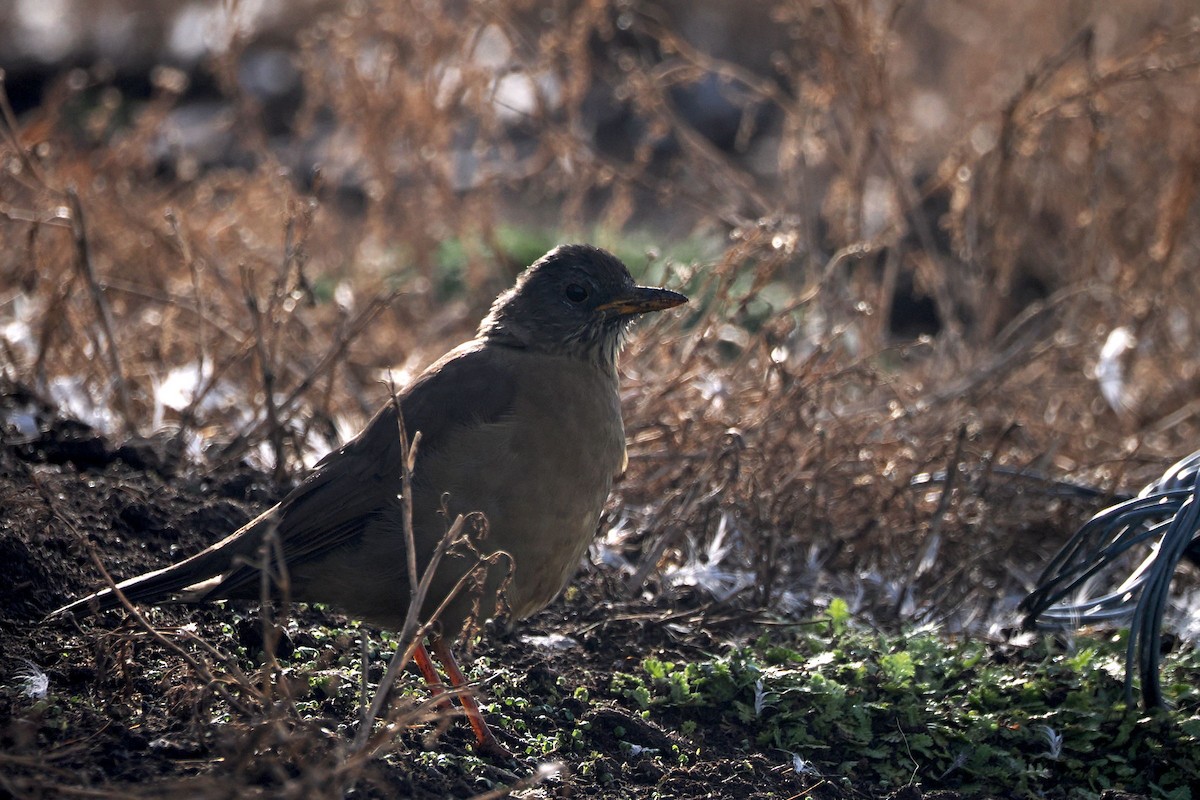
[53,243,688,755]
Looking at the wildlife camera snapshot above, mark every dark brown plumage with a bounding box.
[54,243,687,755]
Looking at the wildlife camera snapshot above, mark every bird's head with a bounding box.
[479,244,688,369]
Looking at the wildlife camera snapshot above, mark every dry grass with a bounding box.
[3,0,1200,795]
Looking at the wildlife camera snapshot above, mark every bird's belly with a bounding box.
[422,368,624,621]
[496,449,613,618]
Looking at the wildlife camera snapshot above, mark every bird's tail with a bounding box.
[49,506,280,618]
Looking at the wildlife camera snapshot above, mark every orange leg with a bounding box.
[411,642,446,697]
[429,637,511,758]
[410,639,510,757]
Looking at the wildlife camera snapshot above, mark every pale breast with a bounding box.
[417,350,626,619]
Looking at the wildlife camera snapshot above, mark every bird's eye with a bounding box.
[565,283,588,303]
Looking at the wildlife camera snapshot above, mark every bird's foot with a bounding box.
[472,727,514,759]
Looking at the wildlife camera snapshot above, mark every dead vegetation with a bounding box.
[3,1,1200,797]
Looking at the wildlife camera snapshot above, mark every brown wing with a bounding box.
[194,340,520,598]
[54,340,520,615]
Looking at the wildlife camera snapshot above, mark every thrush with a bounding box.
[53,243,687,756]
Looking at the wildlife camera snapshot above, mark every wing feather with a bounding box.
[56,341,520,612]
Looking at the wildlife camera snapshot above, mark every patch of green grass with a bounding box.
[612,613,1200,798]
